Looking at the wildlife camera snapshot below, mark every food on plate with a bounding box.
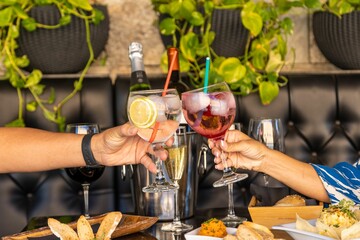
[225,221,275,240]
[274,194,305,207]
[48,211,122,240]
[198,218,227,237]
[296,199,360,239]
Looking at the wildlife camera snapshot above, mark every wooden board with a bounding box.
[2,213,158,239]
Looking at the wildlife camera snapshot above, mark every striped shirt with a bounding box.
[311,162,360,204]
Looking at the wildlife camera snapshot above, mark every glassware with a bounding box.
[127,88,181,193]
[161,126,193,232]
[248,117,285,186]
[221,123,247,227]
[181,82,248,187]
[65,123,105,218]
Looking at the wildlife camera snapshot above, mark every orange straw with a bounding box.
[149,50,178,143]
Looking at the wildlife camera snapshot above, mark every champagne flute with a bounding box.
[221,123,247,227]
[127,88,181,193]
[181,82,248,187]
[65,123,105,218]
[161,126,193,232]
[248,118,284,186]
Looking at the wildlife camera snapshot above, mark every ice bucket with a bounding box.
[132,131,203,220]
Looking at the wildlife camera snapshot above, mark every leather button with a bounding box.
[335,120,341,125]
[27,193,33,199]
[288,121,294,126]
[312,152,317,157]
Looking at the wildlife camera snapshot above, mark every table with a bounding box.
[20,208,294,240]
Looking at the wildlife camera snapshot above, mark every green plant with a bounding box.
[152,0,310,105]
[0,0,105,131]
[306,0,360,16]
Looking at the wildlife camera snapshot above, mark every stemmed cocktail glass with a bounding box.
[181,82,248,187]
[127,88,181,193]
[65,123,105,218]
[161,126,193,232]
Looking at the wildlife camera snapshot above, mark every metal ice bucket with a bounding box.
[132,130,203,220]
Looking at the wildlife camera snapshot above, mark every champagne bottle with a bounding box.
[167,47,191,129]
[167,47,190,94]
[128,42,151,91]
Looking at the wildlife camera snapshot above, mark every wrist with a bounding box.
[82,134,100,166]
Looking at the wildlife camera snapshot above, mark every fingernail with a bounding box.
[220,140,227,149]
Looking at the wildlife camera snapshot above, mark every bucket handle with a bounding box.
[197,143,208,176]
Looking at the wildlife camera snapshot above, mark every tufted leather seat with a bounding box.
[2,74,360,236]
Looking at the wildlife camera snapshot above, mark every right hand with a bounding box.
[208,130,268,172]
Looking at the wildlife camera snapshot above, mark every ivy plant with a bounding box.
[0,0,104,131]
[152,0,309,105]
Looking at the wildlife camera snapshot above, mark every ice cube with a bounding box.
[183,92,210,114]
[210,98,229,116]
[163,94,181,112]
[148,95,166,121]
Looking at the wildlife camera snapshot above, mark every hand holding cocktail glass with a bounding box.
[181,58,248,187]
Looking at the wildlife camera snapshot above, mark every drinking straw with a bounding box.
[149,50,178,143]
[204,57,210,93]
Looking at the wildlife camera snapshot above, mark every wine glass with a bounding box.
[181,82,248,187]
[221,123,247,227]
[127,88,181,193]
[248,117,284,189]
[161,126,193,232]
[65,123,105,218]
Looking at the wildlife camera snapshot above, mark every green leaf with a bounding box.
[43,110,57,122]
[5,118,25,127]
[0,7,13,27]
[189,11,204,26]
[59,15,71,26]
[31,84,45,95]
[9,70,24,88]
[159,18,177,35]
[92,8,105,25]
[15,55,30,68]
[12,4,29,19]
[259,81,279,105]
[180,32,199,62]
[265,51,283,73]
[48,87,55,104]
[218,57,246,84]
[21,17,37,32]
[25,69,42,88]
[26,101,38,112]
[241,2,263,36]
[68,0,93,11]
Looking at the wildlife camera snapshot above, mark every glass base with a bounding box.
[142,182,178,193]
[161,222,193,233]
[213,173,248,188]
[221,215,247,228]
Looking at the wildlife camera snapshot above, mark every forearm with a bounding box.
[0,128,86,173]
[259,149,330,203]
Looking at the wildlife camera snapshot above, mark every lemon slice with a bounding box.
[129,97,157,128]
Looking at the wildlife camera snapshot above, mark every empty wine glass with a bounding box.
[127,88,181,193]
[65,123,105,218]
[181,82,248,187]
[221,123,247,227]
[248,117,284,186]
[161,126,193,232]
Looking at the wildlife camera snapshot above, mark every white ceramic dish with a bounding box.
[184,227,237,240]
[272,219,360,240]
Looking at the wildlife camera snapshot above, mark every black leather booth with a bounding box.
[1,74,360,236]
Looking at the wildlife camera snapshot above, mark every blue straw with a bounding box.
[204,57,210,93]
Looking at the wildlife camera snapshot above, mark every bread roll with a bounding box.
[274,194,305,207]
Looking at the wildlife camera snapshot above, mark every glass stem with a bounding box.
[82,183,90,218]
[173,181,181,224]
[155,156,165,184]
[227,183,235,217]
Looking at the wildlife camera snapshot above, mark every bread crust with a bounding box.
[274,194,305,207]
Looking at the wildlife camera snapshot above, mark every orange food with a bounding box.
[198,218,227,238]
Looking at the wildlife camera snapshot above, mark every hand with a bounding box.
[208,130,268,172]
[93,123,173,173]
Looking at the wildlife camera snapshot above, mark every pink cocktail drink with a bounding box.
[182,91,236,140]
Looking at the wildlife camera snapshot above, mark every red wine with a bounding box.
[65,166,105,184]
[182,91,236,140]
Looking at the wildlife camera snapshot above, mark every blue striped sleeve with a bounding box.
[311,161,360,204]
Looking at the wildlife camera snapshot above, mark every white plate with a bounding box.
[272,219,360,240]
[184,227,237,240]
